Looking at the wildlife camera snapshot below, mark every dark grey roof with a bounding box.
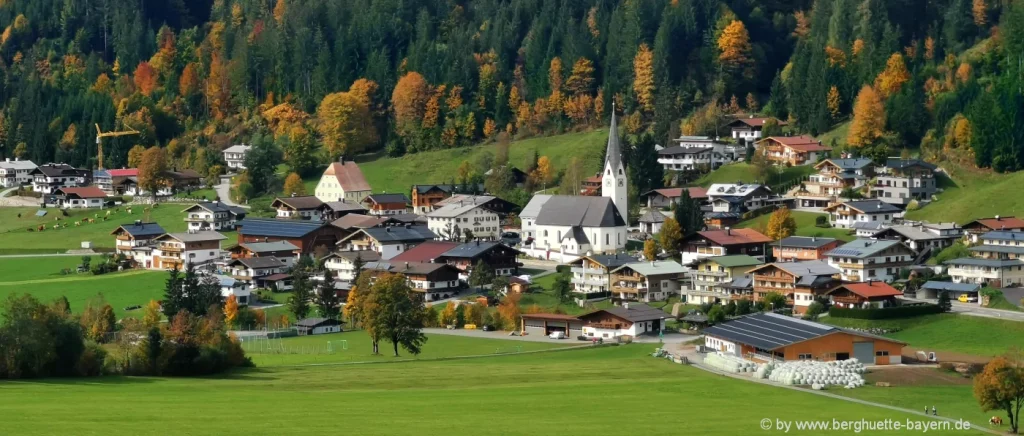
[841,200,902,214]
[229,257,287,269]
[779,236,838,249]
[725,275,753,289]
[639,209,667,223]
[852,221,888,231]
[114,222,166,238]
[31,163,86,177]
[365,193,409,204]
[534,196,625,227]
[969,245,1024,255]
[826,158,874,170]
[921,281,981,293]
[980,230,1024,242]
[184,201,247,215]
[943,257,1024,268]
[703,312,841,350]
[364,261,455,275]
[322,250,382,262]
[605,110,623,171]
[323,200,367,212]
[413,184,456,194]
[237,218,326,238]
[658,146,713,155]
[574,254,633,269]
[885,158,937,170]
[239,241,299,253]
[358,225,436,243]
[591,303,665,323]
[389,213,427,224]
[273,195,324,210]
[705,211,742,219]
[440,241,519,259]
[295,317,342,327]
[825,238,904,259]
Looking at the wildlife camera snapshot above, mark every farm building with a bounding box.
[702,312,905,365]
[918,281,981,302]
[520,313,584,337]
[295,318,343,336]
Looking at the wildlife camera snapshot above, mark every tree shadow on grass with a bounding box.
[1,375,159,387]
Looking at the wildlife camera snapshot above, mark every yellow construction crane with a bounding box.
[95,123,140,170]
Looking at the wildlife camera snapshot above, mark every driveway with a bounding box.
[999,287,1024,308]
[0,187,41,207]
[903,297,1024,322]
[214,178,250,209]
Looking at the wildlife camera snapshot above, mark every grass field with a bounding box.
[0,345,984,435]
[0,270,166,318]
[0,204,188,253]
[242,331,573,366]
[823,314,1024,357]
[905,160,1024,223]
[694,162,815,191]
[737,210,856,241]
[0,256,100,283]
[818,121,851,149]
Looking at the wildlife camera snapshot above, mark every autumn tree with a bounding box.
[530,155,553,188]
[765,207,797,240]
[283,172,305,196]
[565,58,595,96]
[633,43,655,112]
[127,145,146,167]
[391,72,431,138]
[59,124,77,150]
[718,20,753,79]
[439,301,459,326]
[548,57,564,93]
[317,91,377,159]
[496,292,522,331]
[659,217,682,257]
[848,86,886,147]
[974,351,1024,433]
[643,239,659,261]
[873,53,911,98]
[223,295,239,328]
[973,0,987,26]
[745,93,759,112]
[133,62,157,97]
[179,63,200,97]
[827,86,841,119]
[142,300,162,329]
[364,273,427,357]
[137,146,168,196]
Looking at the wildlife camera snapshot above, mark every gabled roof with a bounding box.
[570,253,633,269]
[534,195,626,227]
[322,250,382,263]
[520,195,553,218]
[228,256,286,269]
[322,161,371,192]
[428,195,510,218]
[237,218,327,238]
[827,281,902,299]
[110,222,165,238]
[165,169,201,180]
[964,216,1024,231]
[979,230,1024,242]
[0,159,36,170]
[322,200,367,213]
[613,261,688,276]
[331,214,391,230]
[295,317,342,327]
[364,193,409,205]
[158,231,227,243]
[703,312,905,351]
[921,281,981,293]
[272,196,324,210]
[365,261,457,276]
[695,228,772,246]
[390,241,461,262]
[778,236,839,249]
[641,187,709,200]
[412,184,458,194]
[876,225,952,241]
[815,158,874,171]
[223,144,251,154]
[704,255,763,268]
[237,241,299,253]
[582,303,666,323]
[440,241,520,259]
[560,226,590,244]
[726,117,787,128]
[31,163,86,177]
[758,135,830,152]
[884,158,937,171]
[706,183,769,199]
[657,146,713,155]
[824,199,901,214]
[638,209,667,223]
[749,260,839,279]
[106,168,138,177]
[825,238,907,259]
[943,257,1024,268]
[969,245,1024,255]
[54,186,107,198]
[182,201,247,215]
[344,225,437,244]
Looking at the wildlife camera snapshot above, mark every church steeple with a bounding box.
[602,103,628,221]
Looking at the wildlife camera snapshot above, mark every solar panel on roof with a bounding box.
[828,248,863,256]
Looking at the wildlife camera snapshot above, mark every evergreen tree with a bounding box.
[937,291,952,313]
[673,189,705,238]
[162,265,184,318]
[289,270,313,320]
[315,270,341,319]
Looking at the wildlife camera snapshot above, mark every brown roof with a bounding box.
[272,196,324,210]
[966,217,1024,231]
[698,228,773,246]
[829,281,903,299]
[331,214,390,230]
[56,186,107,198]
[323,161,371,191]
[520,313,580,321]
[644,187,708,200]
[728,117,787,128]
[760,135,830,152]
[390,241,461,262]
[166,169,201,180]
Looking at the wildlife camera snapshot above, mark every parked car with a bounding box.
[548,331,566,339]
[482,325,494,331]
[500,231,521,246]
[958,294,978,303]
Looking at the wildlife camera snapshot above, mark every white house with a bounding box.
[31,163,90,194]
[295,318,343,335]
[216,275,252,305]
[182,201,248,231]
[579,303,667,339]
[336,225,437,260]
[110,221,166,269]
[944,258,1024,287]
[272,196,324,220]
[150,231,227,270]
[426,195,511,241]
[724,116,787,145]
[824,238,914,282]
[225,257,290,283]
[222,144,251,170]
[824,199,901,229]
[0,158,36,187]
[48,186,107,208]
[657,136,741,172]
[706,183,773,213]
[314,158,371,203]
[323,250,382,281]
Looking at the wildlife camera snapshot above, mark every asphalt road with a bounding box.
[214,178,250,209]
[423,327,699,344]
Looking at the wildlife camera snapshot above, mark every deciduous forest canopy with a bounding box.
[0,0,1022,174]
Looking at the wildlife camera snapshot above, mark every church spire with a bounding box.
[605,103,623,172]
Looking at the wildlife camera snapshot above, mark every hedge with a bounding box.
[555,265,571,274]
[828,304,942,319]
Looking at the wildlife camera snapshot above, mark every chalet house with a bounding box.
[363,193,410,216]
[364,261,462,302]
[567,254,633,295]
[970,230,1024,260]
[390,241,461,263]
[314,158,372,203]
[272,195,324,220]
[411,184,477,214]
[215,275,252,305]
[578,303,667,339]
[609,261,688,302]
[437,241,521,280]
[222,144,251,170]
[337,225,437,260]
[236,218,346,254]
[182,201,247,231]
[320,200,367,221]
[725,116,787,145]
[225,257,290,284]
[963,216,1024,243]
[581,174,603,196]
[641,187,708,209]
[331,214,394,232]
[680,228,772,264]
[323,250,382,281]
[703,312,905,365]
[0,158,36,187]
[484,165,528,187]
[773,236,842,261]
[825,238,914,282]
[853,221,889,238]
[792,158,874,209]
[226,241,300,267]
[869,158,937,206]
[638,209,667,235]
[686,255,763,304]
[427,194,517,241]
[46,186,107,208]
[748,260,840,313]
[94,168,138,195]
[826,281,903,310]
[757,135,831,166]
[31,163,91,194]
[164,169,202,191]
[706,183,773,214]
[111,221,166,268]
[150,231,227,270]
[657,142,716,172]
[872,222,962,255]
[824,199,901,229]
[944,258,1024,287]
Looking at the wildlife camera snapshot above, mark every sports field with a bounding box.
[0,345,984,435]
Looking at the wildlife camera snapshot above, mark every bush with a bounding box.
[815,215,828,227]
[555,265,571,274]
[828,303,942,319]
[76,342,107,376]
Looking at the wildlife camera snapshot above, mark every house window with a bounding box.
[798,354,812,360]
[875,350,889,356]
[605,234,609,245]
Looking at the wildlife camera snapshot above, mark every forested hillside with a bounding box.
[0,0,1022,187]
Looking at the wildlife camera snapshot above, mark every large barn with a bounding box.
[702,312,905,365]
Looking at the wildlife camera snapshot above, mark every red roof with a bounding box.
[107,168,138,177]
[323,161,371,191]
[56,186,107,198]
[833,282,903,299]
[698,228,773,246]
[645,187,709,200]
[760,135,831,152]
[390,241,461,262]
[968,217,1024,231]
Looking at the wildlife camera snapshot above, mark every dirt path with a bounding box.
[902,347,991,365]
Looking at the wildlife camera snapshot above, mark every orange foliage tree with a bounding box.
[973,352,1024,433]
[223,295,239,328]
[497,292,522,331]
[391,72,431,138]
[633,43,655,113]
[718,20,753,78]
[137,146,168,195]
[283,172,306,196]
[565,57,595,96]
[316,91,377,158]
[847,86,886,147]
[873,53,911,98]
[133,61,157,97]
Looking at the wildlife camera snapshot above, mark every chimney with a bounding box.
[650,261,655,267]
[623,302,630,310]
[996,215,1001,221]
[338,157,345,164]
[134,219,142,226]
[726,227,731,235]
[811,236,816,242]
[4,158,8,163]
[404,262,410,270]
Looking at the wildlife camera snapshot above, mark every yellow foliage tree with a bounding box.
[457,160,472,184]
[127,145,146,168]
[659,217,682,256]
[873,53,911,98]
[565,58,595,96]
[924,37,935,60]
[548,57,563,92]
[624,111,643,134]
[972,353,1024,433]
[224,295,239,328]
[643,239,658,261]
[594,89,605,118]
[847,86,885,147]
[483,118,497,138]
[137,146,168,195]
[852,39,865,56]
[718,20,753,77]
[765,207,797,240]
[745,92,759,112]
[422,85,445,129]
[439,301,459,326]
[956,63,972,83]
[508,85,522,114]
[973,0,987,26]
[316,91,377,158]
[954,116,972,148]
[792,11,810,39]
[59,123,77,150]
[142,300,161,329]
[391,72,431,137]
[283,172,306,196]
[531,156,553,187]
[445,85,464,112]
[825,46,847,68]
[273,0,288,26]
[633,43,655,112]
[827,86,841,119]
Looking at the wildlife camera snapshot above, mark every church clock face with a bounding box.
[605,179,611,187]
[617,179,623,187]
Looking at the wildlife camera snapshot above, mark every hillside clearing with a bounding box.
[694,162,815,192]
[905,161,1024,223]
[0,271,166,318]
[822,314,1024,358]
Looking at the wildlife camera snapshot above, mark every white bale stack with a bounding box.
[765,359,866,388]
[703,352,761,373]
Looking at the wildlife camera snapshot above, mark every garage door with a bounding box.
[524,325,545,336]
[853,342,875,364]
